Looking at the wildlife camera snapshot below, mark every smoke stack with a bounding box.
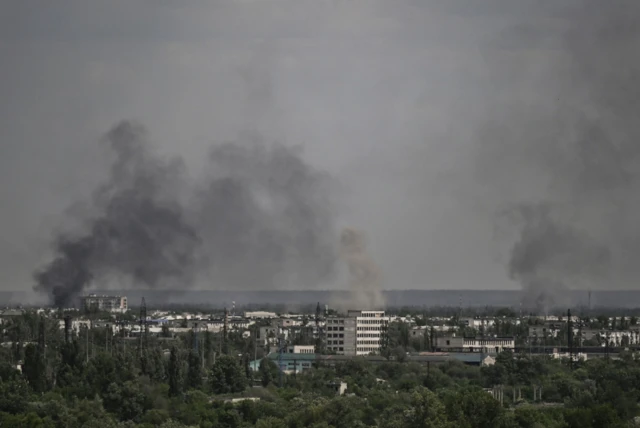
[64,315,72,344]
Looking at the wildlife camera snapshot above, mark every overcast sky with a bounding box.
[1,0,623,293]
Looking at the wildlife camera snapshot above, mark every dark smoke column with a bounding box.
[34,121,200,307]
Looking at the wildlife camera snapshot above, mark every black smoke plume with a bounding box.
[34,122,200,306]
[34,122,337,306]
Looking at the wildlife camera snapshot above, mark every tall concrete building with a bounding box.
[325,310,388,356]
[81,294,128,313]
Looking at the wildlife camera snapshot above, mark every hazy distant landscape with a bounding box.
[3,289,639,309]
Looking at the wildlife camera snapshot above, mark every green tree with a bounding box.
[0,378,30,414]
[440,387,503,428]
[259,358,278,387]
[22,344,46,393]
[103,380,151,422]
[57,340,83,388]
[186,350,202,390]
[210,355,246,394]
[256,416,287,428]
[404,388,453,428]
[168,347,182,397]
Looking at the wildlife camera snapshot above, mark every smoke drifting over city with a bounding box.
[482,1,640,309]
[4,2,640,309]
[35,121,338,306]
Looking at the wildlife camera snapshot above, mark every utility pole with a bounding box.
[568,309,573,370]
[193,322,199,352]
[223,307,228,355]
[278,335,284,388]
[121,322,126,355]
[254,325,258,369]
[85,325,89,363]
[139,297,148,357]
[201,329,206,370]
[63,315,72,344]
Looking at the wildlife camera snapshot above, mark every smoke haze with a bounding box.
[2,1,640,304]
[34,121,338,305]
[337,228,385,310]
[194,136,336,291]
[477,1,640,307]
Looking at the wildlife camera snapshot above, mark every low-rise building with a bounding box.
[581,329,640,346]
[244,311,278,319]
[249,352,316,374]
[528,322,566,338]
[287,345,315,354]
[436,335,515,354]
[81,295,128,313]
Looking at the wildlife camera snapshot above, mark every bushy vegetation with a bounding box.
[1,311,639,427]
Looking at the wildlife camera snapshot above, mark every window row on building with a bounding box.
[357,319,385,325]
[357,326,383,331]
[356,339,380,345]
[357,346,378,353]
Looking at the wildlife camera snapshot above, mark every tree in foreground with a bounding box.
[210,355,246,394]
[168,347,183,397]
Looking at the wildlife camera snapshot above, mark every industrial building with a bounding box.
[81,294,128,313]
[325,310,389,356]
[436,335,515,354]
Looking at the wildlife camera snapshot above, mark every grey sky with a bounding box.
[1,0,628,294]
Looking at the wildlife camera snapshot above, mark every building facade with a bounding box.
[325,310,389,356]
[81,295,127,313]
[287,345,315,354]
[436,335,515,354]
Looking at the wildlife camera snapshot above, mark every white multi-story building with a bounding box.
[352,310,389,356]
[81,295,128,313]
[325,310,389,356]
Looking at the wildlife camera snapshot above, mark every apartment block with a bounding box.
[325,310,388,356]
[81,295,128,313]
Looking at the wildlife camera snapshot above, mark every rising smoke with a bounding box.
[193,137,337,290]
[503,204,610,312]
[339,228,385,309]
[482,1,640,310]
[34,121,338,306]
